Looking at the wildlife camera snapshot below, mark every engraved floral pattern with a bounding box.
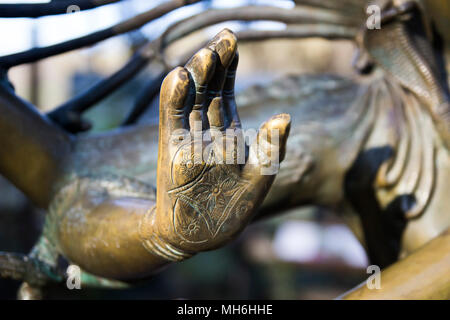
[195,167,239,213]
[169,162,250,242]
[171,144,206,185]
[179,149,195,176]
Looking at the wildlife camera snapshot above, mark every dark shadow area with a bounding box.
[344,146,408,269]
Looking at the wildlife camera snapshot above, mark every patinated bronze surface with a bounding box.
[0,0,448,299]
[40,30,291,281]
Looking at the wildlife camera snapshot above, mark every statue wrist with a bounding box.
[139,206,194,262]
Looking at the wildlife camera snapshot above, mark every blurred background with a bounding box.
[0,0,370,299]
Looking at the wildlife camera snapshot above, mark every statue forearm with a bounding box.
[0,84,72,208]
[56,198,167,280]
[45,173,171,280]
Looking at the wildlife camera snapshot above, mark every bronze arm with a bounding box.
[340,228,450,300]
[0,83,72,208]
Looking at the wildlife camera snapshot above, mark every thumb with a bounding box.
[243,113,291,179]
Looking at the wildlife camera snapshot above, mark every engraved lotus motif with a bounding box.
[169,164,250,243]
[195,169,239,214]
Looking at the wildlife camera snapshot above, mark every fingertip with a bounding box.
[271,114,291,161]
[162,67,189,94]
[221,28,236,37]
[259,114,291,162]
[262,114,291,136]
[160,67,190,116]
[207,97,225,130]
[210,96,222,110]
[208,28,238,69]
[185,47,217,86]
[210,28,237,45]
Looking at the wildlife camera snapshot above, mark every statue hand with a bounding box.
[153,29,291,255]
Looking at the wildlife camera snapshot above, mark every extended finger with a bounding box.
[223,52,241,129]
[185,47,217,132]
[207,97,225,131]
[159,67,190,140]
[206,29,238,111]
[243,113,291,179]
